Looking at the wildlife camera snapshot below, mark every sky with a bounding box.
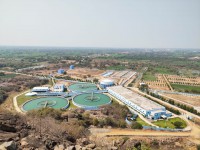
[0,0,200,49]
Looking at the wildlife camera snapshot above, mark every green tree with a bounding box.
[92,118,99,126]
[173,121,183,129]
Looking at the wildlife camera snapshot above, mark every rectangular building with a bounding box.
[107,86,171,120]
[32,87,50,92]
[53,84,65,92]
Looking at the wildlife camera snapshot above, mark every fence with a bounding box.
[142,126,189,132]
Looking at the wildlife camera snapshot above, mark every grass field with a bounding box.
[136,117,150,126]
[142,72,157,81]
[68,100,77,109]
[142,66,176,81]
[154,67,174,74]
[153,117,187,129]
[171,84,200,94]
[17,93,39,106]
[106,65,126,70]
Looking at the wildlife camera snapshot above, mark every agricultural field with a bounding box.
[171,84,200,94]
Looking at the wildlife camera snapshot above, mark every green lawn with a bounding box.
[17,93,39,106]
[153,117,187,129]
[171,84,200,94]
[68,100,77,109]
[136,117,150,126]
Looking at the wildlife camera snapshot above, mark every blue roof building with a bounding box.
[69,65,75,70]
[58,69,65,74]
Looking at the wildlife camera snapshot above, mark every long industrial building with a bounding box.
[107,86,172,120]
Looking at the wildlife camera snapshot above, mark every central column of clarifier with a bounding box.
[91,92,94,101]
[44,101,48,108]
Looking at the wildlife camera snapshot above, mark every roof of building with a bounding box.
[32,87,49,90]
[107,86,165,111]
[25,92,37,96]
[54,84,65,89]
[100,79,114,84]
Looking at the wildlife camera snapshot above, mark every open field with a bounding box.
[143,73,200,93]
[67,67,104,77]
[142,72,157,81]
[166,75,200,86]
[143,74,170,90]
[171,84,200,94]
[153,117,187,129]
[154,67,175,74]
[162,93,200,107]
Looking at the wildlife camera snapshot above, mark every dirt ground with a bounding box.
[144,74,200,91]
[165,75,200,86]
[144,74,171,91]
[162,93,200,107]
[67,68,104,77]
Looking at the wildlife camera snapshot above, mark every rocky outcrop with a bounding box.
[0,112,197,150]
[0,141,17,150]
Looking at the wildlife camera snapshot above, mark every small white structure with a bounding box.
[100,79,114,89]
[53,84,65,92]
[32,87,50,92]
[25,92,37,96]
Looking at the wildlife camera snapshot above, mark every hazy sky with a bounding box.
[0,0,200,48]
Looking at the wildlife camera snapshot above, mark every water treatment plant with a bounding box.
[18,69,175,121]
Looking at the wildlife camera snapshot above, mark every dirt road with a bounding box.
[90,128,190,137]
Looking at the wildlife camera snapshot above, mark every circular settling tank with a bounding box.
[68,83,98,93]
[22,97,69,112]
[72,93,111,109]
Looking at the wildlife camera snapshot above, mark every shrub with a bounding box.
[27,108,62,119]
[131,122,143,129]
[173,121,183,129]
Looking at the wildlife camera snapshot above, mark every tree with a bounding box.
[92,118,99,126]
[128,83,133,87]
[93,78,99,83]
[173,121,183,129]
